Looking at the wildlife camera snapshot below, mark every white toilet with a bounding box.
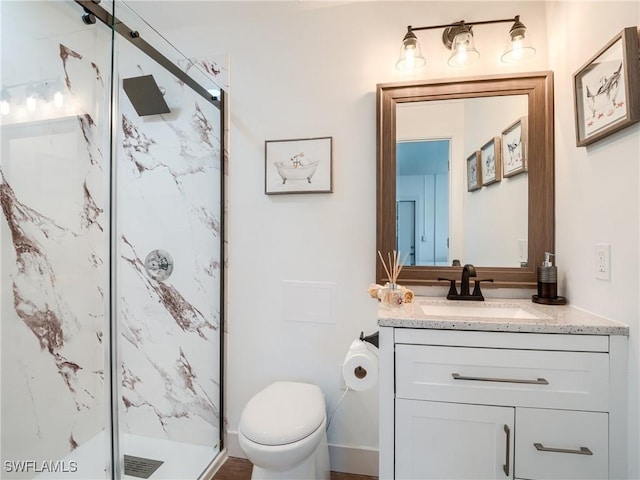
[238,381,330,480]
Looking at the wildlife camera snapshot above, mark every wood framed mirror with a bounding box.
[376,71,554,288]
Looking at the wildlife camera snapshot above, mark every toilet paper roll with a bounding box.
[342,340,379,391]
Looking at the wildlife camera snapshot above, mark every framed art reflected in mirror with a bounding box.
[502,117,528,178]
[481,137,502,186]
[466,151,481,192]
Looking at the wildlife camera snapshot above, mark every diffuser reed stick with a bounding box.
[377,250,393,283]
[378,250,408,285]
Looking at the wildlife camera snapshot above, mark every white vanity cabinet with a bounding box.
[379,327,628,480]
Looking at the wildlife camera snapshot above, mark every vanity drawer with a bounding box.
[395,345,609,411]
[515,408,608,480]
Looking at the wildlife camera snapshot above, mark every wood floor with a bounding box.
[212,457,377,480]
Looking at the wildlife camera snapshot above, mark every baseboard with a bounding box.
[328,444,379,477]
[199,449,228,480]
[226,431,245,459]
[226,431,378,477]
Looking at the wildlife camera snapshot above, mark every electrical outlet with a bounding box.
[595,244,610,280]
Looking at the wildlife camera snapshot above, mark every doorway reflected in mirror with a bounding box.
[396,139,449,266]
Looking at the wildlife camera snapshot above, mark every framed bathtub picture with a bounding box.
[573,26,640,147]
[501,117,528,178]
[265,136,333,194]
[480,136,502,186]
[466,151,482,192]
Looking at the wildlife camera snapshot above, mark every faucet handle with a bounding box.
[438,277,459,298]
[472,278,494,299]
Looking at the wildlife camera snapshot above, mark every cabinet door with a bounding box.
[396,399,514,479]
[515,408,608,480]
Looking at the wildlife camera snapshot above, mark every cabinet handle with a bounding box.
[451,373,549,385]
[503,424,510,477]
[534,443,593,455]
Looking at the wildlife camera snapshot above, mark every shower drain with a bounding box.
[124,455,164,479]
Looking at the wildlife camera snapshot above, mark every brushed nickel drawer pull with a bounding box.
[452,373,549,385]
[534,443,593,455]
[503,425,510,477]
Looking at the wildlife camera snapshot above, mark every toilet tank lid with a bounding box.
[239,381,326,446]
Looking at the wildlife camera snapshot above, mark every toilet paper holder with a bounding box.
[359,331,379,349]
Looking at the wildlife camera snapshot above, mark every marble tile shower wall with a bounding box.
[1,7,113,468]
[115,38,222,447]
[1,1,223,473]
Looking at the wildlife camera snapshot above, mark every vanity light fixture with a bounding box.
[0,78,67,115]
[396,15,535,71]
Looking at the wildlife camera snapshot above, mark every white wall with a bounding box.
[545,3,640,477]
[128,1,639,476]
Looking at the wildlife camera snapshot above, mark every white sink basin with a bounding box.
[420,303,542,320]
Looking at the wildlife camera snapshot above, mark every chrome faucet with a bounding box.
[438,263,493,301]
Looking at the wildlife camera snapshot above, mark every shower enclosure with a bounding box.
[1,1,224,478]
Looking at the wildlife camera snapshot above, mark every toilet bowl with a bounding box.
[238,381,330,480]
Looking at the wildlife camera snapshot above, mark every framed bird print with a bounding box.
[573,26,640,147]
[501,117,528,178]
[480,136,502,186]
[466,151,482,191]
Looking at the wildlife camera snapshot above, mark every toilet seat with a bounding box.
[239,381,325,446]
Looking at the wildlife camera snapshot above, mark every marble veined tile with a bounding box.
[1,39,110,468]
[2,26,222,474]
[115,53,222,447]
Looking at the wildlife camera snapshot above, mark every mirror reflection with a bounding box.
[396,95,528,268]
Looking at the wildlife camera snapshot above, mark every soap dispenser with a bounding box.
[532,252,566,305]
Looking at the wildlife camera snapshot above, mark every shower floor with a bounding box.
[35,431,218,480]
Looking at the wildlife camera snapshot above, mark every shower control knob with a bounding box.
[144,249,174,281]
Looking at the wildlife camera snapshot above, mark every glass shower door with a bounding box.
[1,1,114,478]
[1,1,223,478]
[111,3,223,478]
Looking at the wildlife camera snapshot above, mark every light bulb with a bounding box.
[54,91,64,108]
[26,95,37,112]
[1,100,10,115]
[456,45,468,64]
[404,47,417,69]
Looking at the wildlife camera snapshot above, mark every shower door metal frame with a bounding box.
[75,0,221,109]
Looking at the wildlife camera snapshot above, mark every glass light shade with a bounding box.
[447,31,480,67]
[501,33,536,63]
[26,95,37,112]
[25,83,39,112]
[396,34,426,72]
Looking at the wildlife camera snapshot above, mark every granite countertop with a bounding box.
[377,297,629,335]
